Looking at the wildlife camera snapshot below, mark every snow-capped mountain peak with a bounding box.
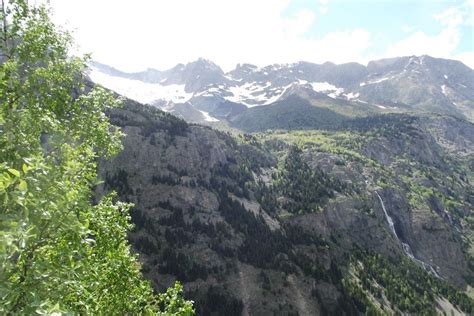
[88,56,474,124]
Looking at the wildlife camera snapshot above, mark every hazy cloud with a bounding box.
[45,0,471,71]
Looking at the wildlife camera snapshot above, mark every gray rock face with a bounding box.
[360,56,474,120]
[162,58,227,92]
[377,189,467,287]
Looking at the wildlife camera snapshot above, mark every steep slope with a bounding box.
[97,100,474,315]
[264,114,474,288]
[229,94,349,132]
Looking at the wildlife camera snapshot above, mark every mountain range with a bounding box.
[89,55,474,130]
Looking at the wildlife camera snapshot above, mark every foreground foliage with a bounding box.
[0,0,193,314]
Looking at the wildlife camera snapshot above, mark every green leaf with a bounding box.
[18,180,27,191]
[8,168,20,177]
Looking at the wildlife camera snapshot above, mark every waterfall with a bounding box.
[376,192,397,236]
[375,191,441,278]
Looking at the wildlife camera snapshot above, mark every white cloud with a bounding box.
[383,2,471,65]
[401,25,412,33]
[464,0,474,26]
[434,7,464,27]
[46,0,369,72]
[454,51,474,69]
[386,28,460,58]
[44,0,468,71]
[318,0,329,14]
[435,0,474,27]
[283,9,316,36]
[309,29,372,63]
[47,0,290,71]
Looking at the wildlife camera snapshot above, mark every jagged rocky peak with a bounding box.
[321,61,336,68]
[279,82,320,99]
[131,68,164,83]
[184,58,224,74]
[228,63,259,79]
[367,56,412,72]
[292,61,318,74]
[267,62,295,70]
[162,58,227,92]
[366,55,470,77]
[235,63,258,71]
[166,63,185,73]
[88,60,132,78]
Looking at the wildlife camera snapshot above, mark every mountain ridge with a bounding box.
[92,54,473,80]
[89,55,474,126]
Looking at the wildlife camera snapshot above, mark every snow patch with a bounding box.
[345,92,360,100]
[408,56,422,65]
[360,76,395,86]
[195,86,221,97]
[310,82,339,92]
[263,84,293,104]
[199,110,219,122]
[441,85,448,96]
[309,82,344,98]
[224,74,242,82]
[160,101,175,112]
[444,74,448,79]
[225,81,282,107]
[89,67,192,104]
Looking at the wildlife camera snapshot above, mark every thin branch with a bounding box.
[1,0,8,55]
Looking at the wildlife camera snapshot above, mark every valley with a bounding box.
[3,0,473,314]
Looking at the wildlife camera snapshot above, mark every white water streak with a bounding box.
[376,191,441,278]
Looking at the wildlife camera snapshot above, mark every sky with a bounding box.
[45,0,474,72]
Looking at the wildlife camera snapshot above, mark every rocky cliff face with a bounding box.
[97,99,474,315]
